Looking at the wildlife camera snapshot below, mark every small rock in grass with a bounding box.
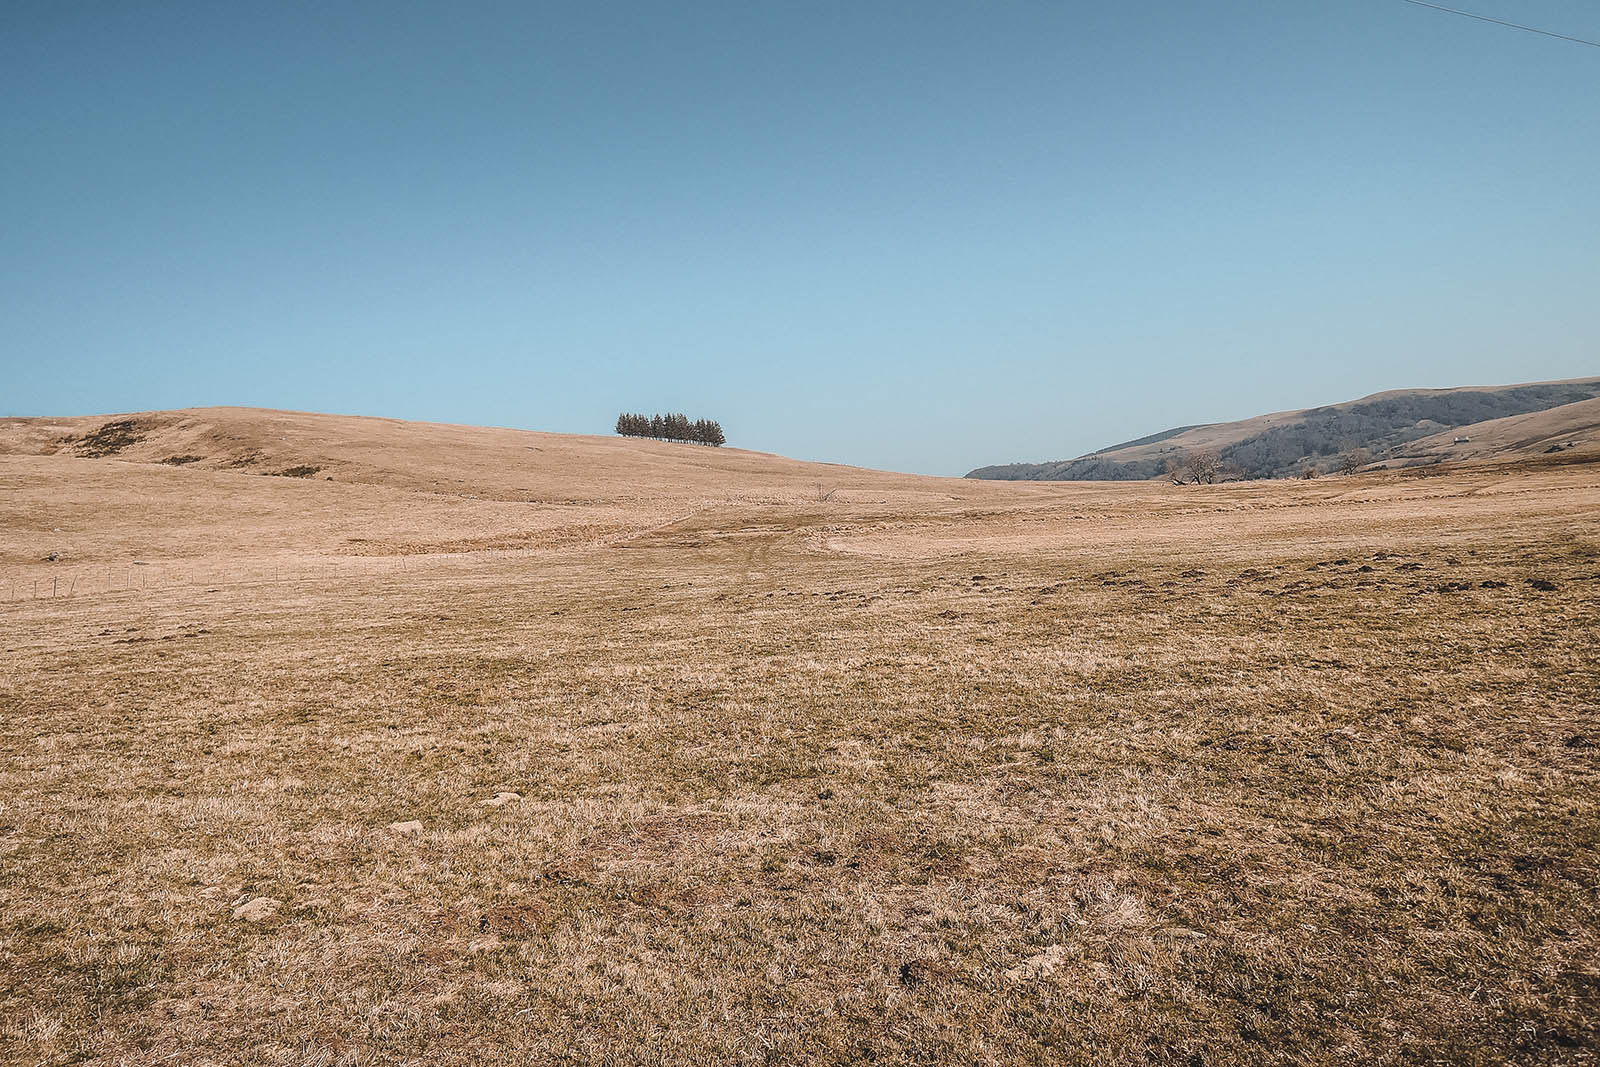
[232,897,282,922]
[1004,943,1069,982]
[389,820,424,835]
[481,792,522,808]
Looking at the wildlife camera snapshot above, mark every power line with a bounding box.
[1399,0,1600,48]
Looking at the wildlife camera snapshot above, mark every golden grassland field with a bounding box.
[1,410,1597,1065]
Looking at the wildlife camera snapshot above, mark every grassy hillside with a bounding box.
[0,406,949,504]
[1393,395,1600,466]
[0,407,1035,573]
[3,409,1598,1063]
[969,377,1600,481]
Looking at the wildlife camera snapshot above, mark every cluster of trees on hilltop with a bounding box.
[616,412,725,446]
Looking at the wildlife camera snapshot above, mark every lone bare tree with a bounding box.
[1337,448,1370,475]
[1185,448,1223,484]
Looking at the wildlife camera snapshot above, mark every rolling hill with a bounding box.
[4,403,1599,1063]
[967,377,1600,481]
[0,406,1037,573]
[0,405,912,503]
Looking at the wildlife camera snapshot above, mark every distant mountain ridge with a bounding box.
[967,377,1600,482]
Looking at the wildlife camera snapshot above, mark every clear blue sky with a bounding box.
[3,1,1596,475]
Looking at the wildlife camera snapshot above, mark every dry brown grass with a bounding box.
[2,411,1598,1065]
